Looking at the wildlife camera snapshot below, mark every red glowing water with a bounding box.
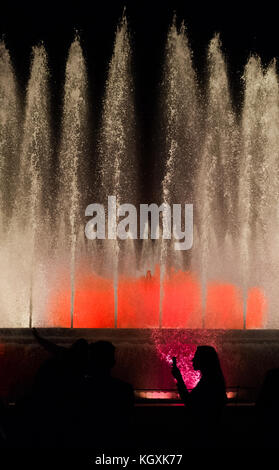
[162,269,202,328]
[46,265,267,329]
[205,283,244,329]
[246,287,267,328]
[118,266,160,328]
[47,267,115,327]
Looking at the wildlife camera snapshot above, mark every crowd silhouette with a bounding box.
[0,330,278,449]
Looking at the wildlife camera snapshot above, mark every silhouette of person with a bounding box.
[32,329,88,397]
[256,367,279,448]
[172,345,227,447]
[75,340,134,449]
[146,270,152,280]
[29,330,88,447]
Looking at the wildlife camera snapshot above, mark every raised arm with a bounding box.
[32,328,64,356]
[172,362,189,405]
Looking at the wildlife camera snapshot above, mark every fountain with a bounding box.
[0,17,276,329]
[0,15,279,398]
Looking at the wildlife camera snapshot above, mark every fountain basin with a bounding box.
[0,328,279,403]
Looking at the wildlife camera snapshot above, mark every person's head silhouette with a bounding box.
[89,341,116,375]
[68,338,88,372]
[192,345,223,379]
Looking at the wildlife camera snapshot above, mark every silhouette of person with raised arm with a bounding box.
[256,367,279,448]
[29,329,88,447]
[172,345,227,447]
[32,327,88,360]
[76,340,134,449]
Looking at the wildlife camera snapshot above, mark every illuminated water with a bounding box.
[0,17,276,328]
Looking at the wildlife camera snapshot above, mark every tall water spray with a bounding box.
[240,58,279,327]
[99,15,137,326]
[8,45,52,327]
[196,35,239,324]
[160,22,200,325]
[0,42,21,326]
[58,37,89,327]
